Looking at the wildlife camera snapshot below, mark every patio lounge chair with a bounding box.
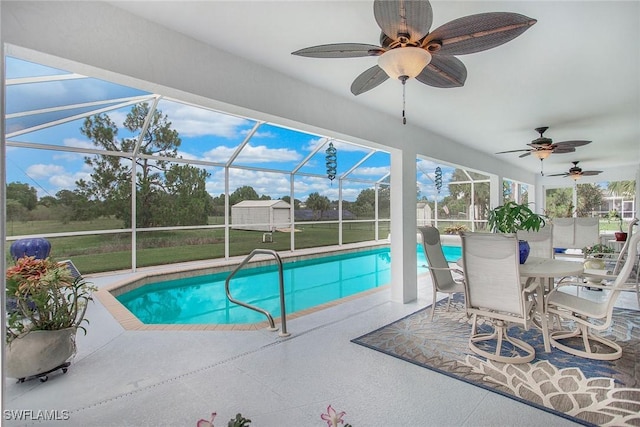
[546,232,640,360]
[460,232,539,363]
[419,226,465,320]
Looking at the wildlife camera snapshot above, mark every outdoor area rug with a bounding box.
[352,294,640,427]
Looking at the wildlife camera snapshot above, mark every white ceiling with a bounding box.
[110,1,639,180]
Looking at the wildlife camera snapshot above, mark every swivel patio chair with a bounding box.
[419,226,465,320]
[459,232,539,363]
[582,218,639,305]
[546,232,640,360]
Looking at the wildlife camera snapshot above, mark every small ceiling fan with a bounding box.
[496,126,592,175]
[547,161,602,181]
[292,0,536,124]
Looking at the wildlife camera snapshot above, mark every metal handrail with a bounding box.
[224,249,290,337]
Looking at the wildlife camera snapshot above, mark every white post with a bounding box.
[390,148,417,303]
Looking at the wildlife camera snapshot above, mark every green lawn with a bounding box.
[5,218,389,274]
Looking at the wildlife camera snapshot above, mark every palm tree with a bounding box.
[607,180,635,198]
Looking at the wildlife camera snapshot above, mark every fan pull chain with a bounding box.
[401,76,408,125]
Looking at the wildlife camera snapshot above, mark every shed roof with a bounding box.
[232,200,291,208]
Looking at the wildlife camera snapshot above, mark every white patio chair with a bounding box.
[460,232,539,363]
[546,232,640,360]
[574,217,600,250]
[551,218,575,251]
[582,218,639,305]
[419,226,465,320]
[517,224,554,259]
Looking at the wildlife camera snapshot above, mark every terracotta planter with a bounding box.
[615,232,628,242]
[5,328,76,381]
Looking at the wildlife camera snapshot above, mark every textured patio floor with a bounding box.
[5,250,633,426]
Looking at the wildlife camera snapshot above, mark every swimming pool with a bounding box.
[116,245,461,325]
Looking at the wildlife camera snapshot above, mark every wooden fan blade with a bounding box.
[423,12,536,55]
[581,170,603,176]
[415,55,467,88]
[351,65,389,95]
[292,43,384,58]
[519,152,532,158]
[374,0,433,42]
[553,140,591,148]
[546,173,569,177]
[495,149,532,154]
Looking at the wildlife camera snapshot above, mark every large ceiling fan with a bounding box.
[547,161,602,181]
[292,0,536,124]
[496,126,592,175]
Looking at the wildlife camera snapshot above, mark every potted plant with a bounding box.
[609,210,627,241]
[5,256,96,382]
[487,201,547,264]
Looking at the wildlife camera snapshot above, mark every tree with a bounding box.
[607,180,635,198]
[351,187,390,219]
[577,183,604,217]
[6,182,38,211]
[229,186,260,206]
[353,188,376,218]
[159,164,211,226]
[545,188,573,218]
[305,192,330,220]
[445,169,490,220]
[6,199,29,232]
[281,196,301,210]
[54,189,97,222]
[77,103,182,227]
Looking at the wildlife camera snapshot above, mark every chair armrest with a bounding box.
[426,266,465,279]
[582,269,615,280]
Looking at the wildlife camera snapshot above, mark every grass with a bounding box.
[5,218,390,274]
[14,215,630,274]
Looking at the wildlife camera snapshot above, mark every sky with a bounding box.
[5,56,460,203]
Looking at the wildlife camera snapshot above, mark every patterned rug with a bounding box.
[352,294,640,427]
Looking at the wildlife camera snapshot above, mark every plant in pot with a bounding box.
[608,210,627,241]
[5,256,96,382]
[487,201,547,264]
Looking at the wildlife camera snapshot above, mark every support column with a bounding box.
[390,148,417,303]
[490,175,502,210]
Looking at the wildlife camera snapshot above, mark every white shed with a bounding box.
[231,200,291,232]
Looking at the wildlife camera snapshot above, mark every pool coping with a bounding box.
[94,241,392,331]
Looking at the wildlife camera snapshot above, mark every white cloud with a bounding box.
[206,168,291,198]
[351,166,389,178]
[63,137,94,150]
[25,163,91,197]
[202,144,301,164]
[26,163,66,179]
[205,170,364,202]
[160,102,249,138]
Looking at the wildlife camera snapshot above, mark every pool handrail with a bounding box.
[224,249,290,337]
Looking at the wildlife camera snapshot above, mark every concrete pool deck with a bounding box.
[5,243,626,426]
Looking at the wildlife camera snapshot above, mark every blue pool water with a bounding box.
[117,245,461,325]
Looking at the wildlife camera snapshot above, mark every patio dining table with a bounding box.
[455,256,584,352]
[518,256,584,352]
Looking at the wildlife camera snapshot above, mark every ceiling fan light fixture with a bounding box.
[569,172,582,181]
[533,149,552,160]
[377,47,431,80]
